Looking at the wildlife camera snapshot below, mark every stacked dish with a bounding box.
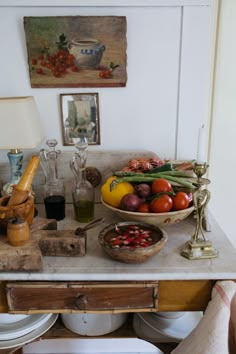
[0,313,58,350]
[133,311,203,343]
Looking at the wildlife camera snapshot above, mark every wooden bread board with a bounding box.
[37,230,86,257]
[0,217,57,272]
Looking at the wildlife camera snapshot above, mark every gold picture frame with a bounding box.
[60,93,100,146]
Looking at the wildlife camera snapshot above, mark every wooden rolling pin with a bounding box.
[7,155,40,206]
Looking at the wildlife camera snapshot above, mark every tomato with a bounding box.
[151,178,172,194]
[150,195,173,213]
[172,192,190,211]
[137,203,150,213]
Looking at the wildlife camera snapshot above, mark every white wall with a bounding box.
[4,1,234,247]
[208,0,236,247]
[0,1,211,163]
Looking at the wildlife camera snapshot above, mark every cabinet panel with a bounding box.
[6,282,158,314]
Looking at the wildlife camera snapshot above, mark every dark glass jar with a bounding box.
[40,139,65,221]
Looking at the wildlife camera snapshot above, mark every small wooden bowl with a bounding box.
[0,195,34,234]
[7,219,30,247]
[98,221,168,264]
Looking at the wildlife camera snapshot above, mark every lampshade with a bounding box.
[0,96,44,149]
[0,96,45,195]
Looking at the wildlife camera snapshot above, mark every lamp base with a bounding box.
[2,183,14,196]
[181,239,218,260]
[1,150,23,196]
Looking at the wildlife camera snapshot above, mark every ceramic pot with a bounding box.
[7,218,30,247]
[61,313,128,336]
[68,39,105,69]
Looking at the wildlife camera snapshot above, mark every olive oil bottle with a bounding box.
[70,137,94,223]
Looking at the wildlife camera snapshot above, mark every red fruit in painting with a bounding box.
[99,71,106,78]
[53,71,61,77]
[71,66,79,72]
[32,58,37,65]
[38,54,44,60]
[99,69,112,78]
[36,68,44,75]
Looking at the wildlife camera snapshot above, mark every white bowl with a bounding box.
[135,312,203,341]
[153,311,185,319]
[61,313,128,336]
[133,313,180,343]
[102,199,194,227]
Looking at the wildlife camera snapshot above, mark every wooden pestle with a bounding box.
[7,155,40,206]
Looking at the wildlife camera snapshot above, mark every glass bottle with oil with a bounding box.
[70,137,94,223]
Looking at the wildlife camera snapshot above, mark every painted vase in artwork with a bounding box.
[68,39,105,69]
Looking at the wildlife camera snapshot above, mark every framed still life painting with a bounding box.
[23,16,127,88]
[60,93,100,146]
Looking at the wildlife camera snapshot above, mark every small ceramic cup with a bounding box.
[7,217,30,247]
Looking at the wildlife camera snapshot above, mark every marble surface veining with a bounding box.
[0,203,235,281]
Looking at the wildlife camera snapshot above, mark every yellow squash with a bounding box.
[101,176,135,208]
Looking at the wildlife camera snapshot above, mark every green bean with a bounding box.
[110,174,195,191]
[114,170,193,178]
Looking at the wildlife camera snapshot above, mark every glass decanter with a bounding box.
[39,139,65,221]
[70,137,94,223]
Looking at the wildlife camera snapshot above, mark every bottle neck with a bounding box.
[46,157,59,184]
[80,167,87,183]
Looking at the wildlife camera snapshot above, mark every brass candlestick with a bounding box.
[181,162,218,260]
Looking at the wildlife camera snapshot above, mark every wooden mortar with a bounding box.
[0,195,34,234]
[7,156,40,207]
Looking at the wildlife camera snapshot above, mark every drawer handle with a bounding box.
[75,294,88,310]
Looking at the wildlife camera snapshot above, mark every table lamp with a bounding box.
[0,96,45,195]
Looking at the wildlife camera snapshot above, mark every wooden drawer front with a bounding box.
[6,281,158,313]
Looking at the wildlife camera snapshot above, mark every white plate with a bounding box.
[0,313,53,340]
[137,311,203,340]
[0,314,58,350]
[0,314,29,324]
[23,338,163,353]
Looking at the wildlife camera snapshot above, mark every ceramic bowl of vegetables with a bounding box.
[101,159,196,227]
[98,221,168,263]
[101,199,195,227]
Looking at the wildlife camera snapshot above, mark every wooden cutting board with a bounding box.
[37,230,86,257]
[0,217,57,272]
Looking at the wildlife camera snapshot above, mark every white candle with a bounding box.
[196,124,206,164]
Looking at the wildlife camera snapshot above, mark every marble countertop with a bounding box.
[0,203,236,281]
